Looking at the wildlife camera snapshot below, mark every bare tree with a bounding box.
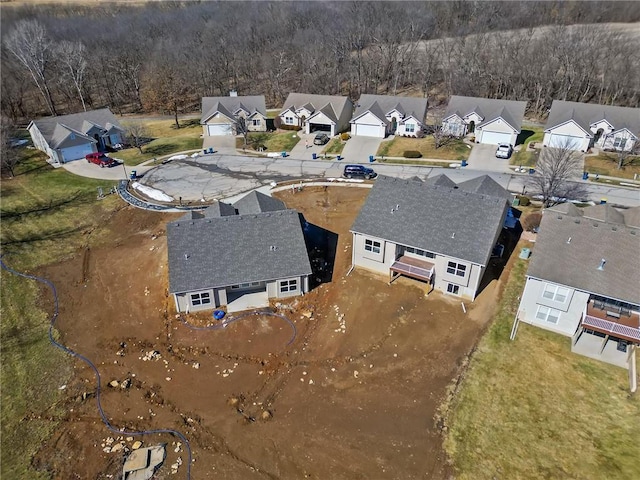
[56,40,88,111]
[4,20,57,116]
[527,141,589,207]
[0,117,20,177]
[616,141,639,170]
[123,121,149,154]
[236,116,250,148]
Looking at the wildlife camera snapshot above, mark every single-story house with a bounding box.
[28,108,125,165]
[167,191,312,313]
[350,94,428,138]
[513,203,640,372]
[441,96,527,146]
[201,92,267,136]
[278,93,352,136]
[350,174,511,299]
[542,100,639,152]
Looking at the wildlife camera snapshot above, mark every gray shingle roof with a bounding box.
[544,100,640,137]
[424,174,456,188]
[183,201,236,220]
[280,93,351,121]
[167,209,312,293]
[582,204,625,225]
[623,207,640,229]
[457,175,513,202]
[351,175,509,266]
[201,96,267,123]
[444,96,527,132]
[30,108,124,149]
[233,191,286,215]
[353,94,428,123]
[527,207,640,305]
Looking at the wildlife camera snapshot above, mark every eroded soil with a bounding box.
[34,186,503,479]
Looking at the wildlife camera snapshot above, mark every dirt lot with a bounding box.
[34,186,503,479]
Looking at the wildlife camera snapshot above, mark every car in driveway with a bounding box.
[495,143,513,159]
[86,152,117,167]
[343,164,376,179]
[313,133,329,145]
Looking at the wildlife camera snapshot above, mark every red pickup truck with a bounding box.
[86,152,117,168]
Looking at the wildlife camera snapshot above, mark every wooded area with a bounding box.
[1,1,639,123]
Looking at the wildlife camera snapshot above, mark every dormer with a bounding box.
[589,118,615,135]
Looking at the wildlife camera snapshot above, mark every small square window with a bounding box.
[190,292,211,306]
[280,279,298,293]
[447,283,460,295]
[252,119,260,126]
[535,305,561,324]
[405,123,415,133]
[365,239,381,254]
[285,116,294,125]
[446,261,466,277]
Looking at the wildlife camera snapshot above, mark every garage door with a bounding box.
[207,124,233,136]
[479,130,512,145]
[548,134,583,150]
[355,123,381,137]
[309,123,332,133]
[61,143,94,162]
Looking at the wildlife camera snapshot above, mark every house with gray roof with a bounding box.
[201,91,267,137]
[441,95,527,146]
[167,191,311,313]
[350,174,510,299]
[350,94,428,138]
[542,100,639,152]
[278,93,352,137]
[514,204,640,370]
[28,108,124,165]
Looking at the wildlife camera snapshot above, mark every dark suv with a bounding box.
[343,164,376,179]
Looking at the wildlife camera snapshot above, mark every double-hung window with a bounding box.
[280,279,298,293]
[542,284,569,303]
[447,261,466,277]
[252,119,260,126]
[613,137,626,149]
[285,116,294,125]
[536,305,561,324]
[405,123,415,133]
[364,239,381,254]
[191,292,211,306]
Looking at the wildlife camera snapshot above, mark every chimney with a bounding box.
[229,90,238,97]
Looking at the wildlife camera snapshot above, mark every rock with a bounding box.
[120,378,132,389]
[192,362,200,369]
[111,443,123,452]
[301,311,313,318]
[126,436,134,442]
[109,380,119,388]
[261,410,273,421]
[103,446,112,453]
[353,370,359,379]
[131,441,142,450]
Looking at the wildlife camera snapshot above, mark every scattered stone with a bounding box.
[105,437,114,445]
[103,446,112,453]
[109,380,119,388]
[111,443,124,453]
[141,350,161,361]
[353,370,359,379]
[174,442,182,453]
[165,377,171,381]
[58,384,67,390]
[393,353,398,358]
[301,311,313,319]
[309,379,314,385]
[126,437,134,442]
[120,378,132,389]
[261,410,273,421]
[228,397,241,407]
[192,362,200,369]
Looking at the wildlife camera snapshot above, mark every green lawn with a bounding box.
[377,136,471,160]
[323,138,345,155]
[511,148,540,167]
[238,131,300,152]
[444,243,640,480]
[115,118,203,166]
[584,152,640,180]
[516,126,544,147]
[1,148,121,478]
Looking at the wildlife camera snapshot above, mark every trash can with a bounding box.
[203,149,208,155]
[600,198,607,205]
[312,153,317,160]
[519,248,531,259]
[337,155,342,161]
[130,170,137,180]
[461,160,468,167]
[281,151,287,157]
[369,155,374,163]
[582,172,589,180]
[528,168,535,175]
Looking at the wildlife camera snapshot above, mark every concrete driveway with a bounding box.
[289,132,325,160]
[62,158,145,180]
[466,143,512,173]
[340,135,384,163]
[202,134,237,154]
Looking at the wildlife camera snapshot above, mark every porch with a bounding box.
[572,329,634,369]
[389,255,434,284]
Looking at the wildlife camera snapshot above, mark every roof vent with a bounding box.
[566,237,572,244]
[597,258,606,270]
[451,232,456,239]
[574,219,580,224]
[184,254,190,260]
[269,245,278,252]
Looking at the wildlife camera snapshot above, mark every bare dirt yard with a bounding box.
[33,185,504,479]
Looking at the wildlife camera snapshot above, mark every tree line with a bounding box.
[1,1,639,124]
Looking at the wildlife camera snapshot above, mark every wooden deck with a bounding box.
[583,302,640,343]
[390,255,434,282]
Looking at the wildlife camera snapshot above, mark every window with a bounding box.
[405,246,435,258]
[190,292,211,306]
[285,116,294,125]
[405,123,415,133]
[230,282,261,290]
[542,284,569,302]
[364,239,381,254]
[613,137,627,149]
[536,305,561,324]
[447,261,467,277]
[252,119,261,126]
[447,283,460,295]
[280,279,298,293]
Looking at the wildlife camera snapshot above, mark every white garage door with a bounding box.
[61,143,94,162]
[355,123,382,137]
[548,134,582,150]
[479,130,512,145]
[207,124,233,136]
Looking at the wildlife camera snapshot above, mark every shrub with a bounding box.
[340,132,351,141]
[403,150,422,158]
[280,124,302,131]
[253,144,267,151]
[516,195,531,207]
[522,212,542,232]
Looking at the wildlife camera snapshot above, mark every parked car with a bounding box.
[86,152,117,168]
[313,133,329,145]
[495,143,513,159]
[343,164,376,179]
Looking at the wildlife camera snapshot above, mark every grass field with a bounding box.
[516,127,544,147]
[114,118,202,166]
[238,131,300,152]
[584,152,640,180]
[511,148,540,167]
[443,244,640,480]
[1,148,121,478]
[377,136,470,160]
[323,138,345,155]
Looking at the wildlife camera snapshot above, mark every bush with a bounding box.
[522,212,542,232]
[340,132,351,141]
[253,144,267,151]
[280,124,302,131]
[403,150,422,158]
[516,195,531,206]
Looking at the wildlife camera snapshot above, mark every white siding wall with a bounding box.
[442,117,466,136]
[542,121,591,151]
[352,233,396,275]
[397,119,421,137]
[433,256,483,299]
[517,278,589,336]
[602,130,637,152]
